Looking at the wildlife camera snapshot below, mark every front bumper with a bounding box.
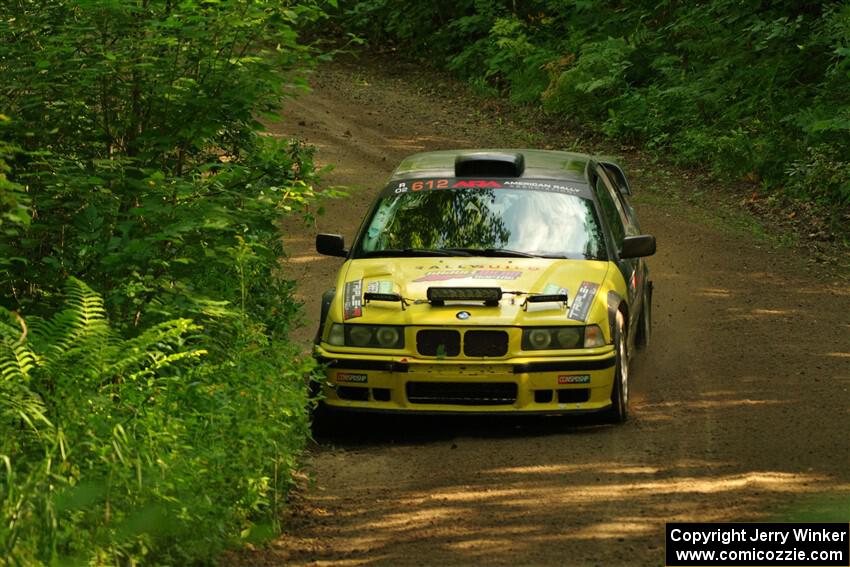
[314,345,617,414]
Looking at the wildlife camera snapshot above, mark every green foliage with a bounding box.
[0,280,313,564]
[0,117,28,229]
[0,0,328,324]
[336,0,850,208]
[544,38,634,119]
[787,145,850,206]
[0,0,328,563]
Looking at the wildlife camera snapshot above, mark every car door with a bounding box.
[592,167,646,341]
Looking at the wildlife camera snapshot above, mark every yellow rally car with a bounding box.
[313,149,655,422]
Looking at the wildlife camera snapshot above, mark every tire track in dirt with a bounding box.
[244,59,850,567]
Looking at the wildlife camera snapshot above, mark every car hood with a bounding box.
[336,256,611,326]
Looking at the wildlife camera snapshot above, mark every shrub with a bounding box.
[0,278,315,564]
[0,1,329,563]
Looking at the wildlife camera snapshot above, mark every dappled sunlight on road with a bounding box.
[750,308,801,316]
[695,287,733,298]
[565,520,656,539]
[640,398,784,413]
[271,449,829,565]
[287,253,327,264]
[402,471,822,508]
[365,507,465,530]
[485,463,662,476]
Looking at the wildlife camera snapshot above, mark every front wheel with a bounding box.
[605,310,629,424]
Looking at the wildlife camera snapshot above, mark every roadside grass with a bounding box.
[773,493,850,523]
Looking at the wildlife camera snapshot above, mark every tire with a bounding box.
[605,309,630,424]
[310,399,338,440]
[635,281,652,350]
[308,378,336,439]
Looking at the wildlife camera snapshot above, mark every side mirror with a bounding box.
[620,235,656,259]
[316,233,347,258]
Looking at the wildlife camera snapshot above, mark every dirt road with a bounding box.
[254,58,850,566]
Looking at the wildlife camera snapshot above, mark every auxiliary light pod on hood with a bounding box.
[427,287,503,306]
[525,293,568,304]
[425,287,572,309]
[363,291,408,310]
[522,292,569,312]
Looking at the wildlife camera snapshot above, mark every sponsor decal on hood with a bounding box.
[338,257,609,326]
[366,280,394,294]
[567,281,600,322]
[343,279,363,320]
[414,269,523,282]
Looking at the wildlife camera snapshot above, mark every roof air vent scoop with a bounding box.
[454,152,525,178]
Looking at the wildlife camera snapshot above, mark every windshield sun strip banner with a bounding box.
[384,177,591,198]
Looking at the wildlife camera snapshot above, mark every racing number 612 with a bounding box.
[411,179,449,191]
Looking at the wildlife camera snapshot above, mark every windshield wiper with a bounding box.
[361,248,461,258]
[442,247,537,258]
[535,252,606,260]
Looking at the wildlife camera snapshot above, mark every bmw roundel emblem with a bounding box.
[456,311,471,320]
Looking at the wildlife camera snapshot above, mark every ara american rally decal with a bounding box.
[384,178,590,197]
[567,281,599,321]
[343,279,363,320]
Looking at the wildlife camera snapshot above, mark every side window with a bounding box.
[601,163,630,197]
[593,174,626,249]
[608,173,630,208]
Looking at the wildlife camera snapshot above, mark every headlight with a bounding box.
[555,327,582,348]
[527,328,552,349]
[336,324,405,349]
[375,326,401,348]
[328,323,345,346]
[348,325,373,346]
[522,326,585,350]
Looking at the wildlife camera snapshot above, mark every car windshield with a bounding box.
[353,186,607,260]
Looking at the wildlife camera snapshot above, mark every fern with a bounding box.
[0,313,52,447]
[106,319,204,382]
[28,278,114,384]
[1,278,209,563]
[0,309,35,382]
[2,277,206,429]
[0,343,37,382]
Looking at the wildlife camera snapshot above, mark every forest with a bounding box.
[1,0,848,564]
